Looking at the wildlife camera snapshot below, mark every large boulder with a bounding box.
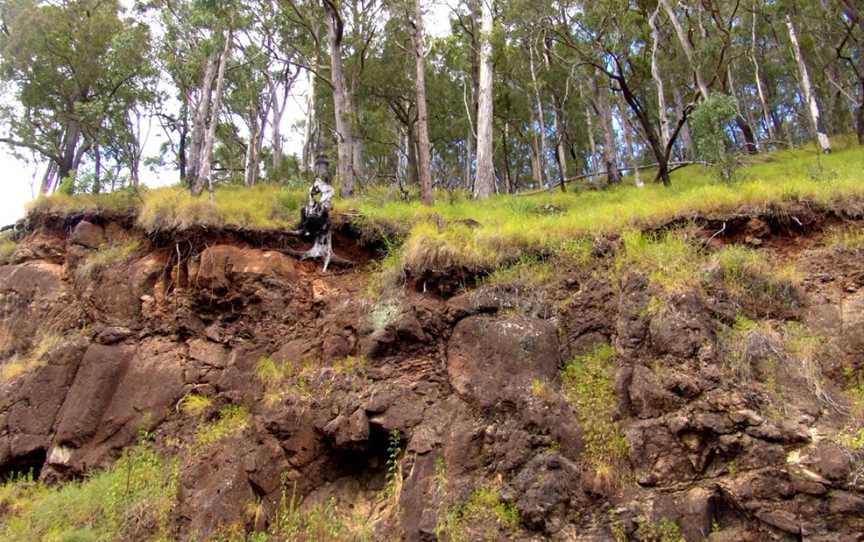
[191,245,297,291]
[447,316,560,408]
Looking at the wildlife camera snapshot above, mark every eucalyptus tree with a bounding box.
[473,0,495,198]
[0,0,153,193]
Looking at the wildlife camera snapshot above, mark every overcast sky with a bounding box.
[0,2,452,226]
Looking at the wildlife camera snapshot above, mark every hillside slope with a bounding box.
[2,150,864,541]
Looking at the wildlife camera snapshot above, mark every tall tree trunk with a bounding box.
[244,113,260,186]
[552,99,567,190]
[617,94,643,188]
[839,0,864,144]
[93,144,101,194]
[527,41,547,184]
[413,0,434,205]
[464,123,473,191]
[40,162,57,195]
[179,91,190,183]
[595,77,620,184]
[727,65,759,154]
[585,104,598,180]
[407,123,419,187]
[673,87,693,158]
[302,61,319,173]
[785,14,831,153]
[193,28,232,198]
[502,119,513,193]
[529,125,543,187]
[648,4,670,147]
[750,1,776,142]
[660,0,709,100]
[325,2,356,196]
[189,51,219,189]
[473,0,495,199]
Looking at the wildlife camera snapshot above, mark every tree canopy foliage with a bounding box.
[1,0,861,201]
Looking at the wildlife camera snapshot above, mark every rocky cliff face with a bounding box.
[1,215,863,541]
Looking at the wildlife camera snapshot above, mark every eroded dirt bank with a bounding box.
[1,213,864,541]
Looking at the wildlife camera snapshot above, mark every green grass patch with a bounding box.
[28,189,141,218]
[615,230,702,293]
[561,344,628,472]
[0,333,62,383]
[435,487,520,542]
[0,239,17,265]
[179,393,213,418]
[0,443,177,542]
[635,516,686,542]
[194,404,249,448]
[76,240,141,279]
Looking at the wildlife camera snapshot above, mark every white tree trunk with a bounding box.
[659,0,709,100]
[596,78,621,184]
[648,5,670,147]
[751,3,775,142]
[473,0,495,198]
[528,41,547,184]
[301,65,318,173]
[414,0,434,205]
[617,94,643,188]
[785,14,831,153]
[194,29,232,198]
[188,50,219,187]
[325,4,356,195]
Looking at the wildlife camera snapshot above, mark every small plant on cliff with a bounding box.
[635,516,685,542]
[179,393,213,418]
[0,333,62,382]
[0,238,16,264]
[435,487,520,542]
[256,355,318,404]
[195,404,249,448]
[76,239,141,279]
[561,344,628,473]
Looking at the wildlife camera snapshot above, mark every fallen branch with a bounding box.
[517,161,708,196]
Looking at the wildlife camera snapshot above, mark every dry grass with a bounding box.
[76,240,141,279]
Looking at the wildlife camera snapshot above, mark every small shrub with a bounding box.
[561,344,628,472]
[635,516,686,542]
[0,333,62,382]
[690,93,740,181]
[0,240,17,264]
[195,405,249,448]
[76,240,141,279]
[179,394,213,418]
[435,487,520,542]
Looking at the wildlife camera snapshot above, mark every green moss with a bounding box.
[561,344,628,470]
[0,444,177,542]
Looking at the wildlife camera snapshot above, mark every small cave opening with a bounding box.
[0,448,47,482]
[330,424,407,494]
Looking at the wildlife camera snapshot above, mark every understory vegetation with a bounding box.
[28,140,864,286]
[0,443,177,542]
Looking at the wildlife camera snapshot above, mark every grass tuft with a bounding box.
[76,240,141,279]
[179,393,213,418]
[194,404,249,448]
[0,239,17,265]
[435,487,520,542]
[561,344,628,472]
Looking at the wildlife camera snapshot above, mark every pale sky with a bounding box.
[0,2,452,226]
